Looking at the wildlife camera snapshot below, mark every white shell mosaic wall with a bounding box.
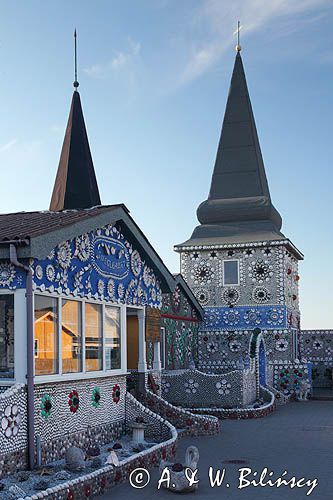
[178,243,301,370]
[300,330,333,364]
[34,375,126,461]
[161,369,256,409]
[198,328,294,372]
[0,384,27,455]
[180,244,300,309]
[300,330,333,388]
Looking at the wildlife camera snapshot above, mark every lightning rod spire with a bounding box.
[73,29,79,90]
[234,21,242,52]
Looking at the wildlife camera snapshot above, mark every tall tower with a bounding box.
[175,50,303,373]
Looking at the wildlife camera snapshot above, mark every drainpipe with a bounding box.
[9,244,35,470]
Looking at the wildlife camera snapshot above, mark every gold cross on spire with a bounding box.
[233,21,242,52]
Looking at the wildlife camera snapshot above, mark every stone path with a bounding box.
[98,400,333,499]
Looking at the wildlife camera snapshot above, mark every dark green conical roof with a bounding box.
[177,52,284,247]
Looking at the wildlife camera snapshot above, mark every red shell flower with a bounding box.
[185,419,193,427]
[112,384,121,404]
[67,491,75,500]
[115,471,122,482]
[68,390,80,413]
[287,268,292,275]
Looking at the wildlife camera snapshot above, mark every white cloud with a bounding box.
[179,0,331,85]
[84,39,141,79]
[0,138,17,153]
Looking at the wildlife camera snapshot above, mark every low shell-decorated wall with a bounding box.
[300,330,333,388]
[161,368,256,409]
[34,375,126,463]
[242,369,257,406]
[268,361,311,396]
[0,384,28,477]
[19,393,178,500]
[143,389,220,436]
[190,386,276,420]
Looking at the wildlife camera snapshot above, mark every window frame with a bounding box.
[160,326,166,369]
[33,292,128,384]
[34,294,59,376]
[104,304,121,371]
[222,259,240,286]
[0,292,15,379]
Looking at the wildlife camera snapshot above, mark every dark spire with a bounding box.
[49,91,101,211]
[179,51,284,246]
[49,30,101,212]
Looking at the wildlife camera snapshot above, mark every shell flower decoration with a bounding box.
[1,404,21,438]
[40,394,53,419]
[91,387,101,408]
[68,390,80,413]
[112,384,121,404]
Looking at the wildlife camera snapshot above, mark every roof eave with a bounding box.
[172,273,204,319]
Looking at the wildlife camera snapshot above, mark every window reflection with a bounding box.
[34,295,58,375]
[105,306,121,370]
[0,295,14,378]
[62,300,82,374]
[85,303,102,371]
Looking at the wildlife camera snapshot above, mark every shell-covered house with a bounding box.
[0,87,175,476]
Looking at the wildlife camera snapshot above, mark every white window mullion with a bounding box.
[102,303,106,372]
[82,301,86,374]
[58,297,62,375]
[121,304,127,373]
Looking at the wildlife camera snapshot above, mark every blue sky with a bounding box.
[0,0,332,329]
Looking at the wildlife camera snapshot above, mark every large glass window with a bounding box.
[62,300,82,374]
[34,295,58,375]
[85,303,102,372]
[223,260,239,285]
[0,295,14,378]
[105,306,121,370]
[34,295,123,377]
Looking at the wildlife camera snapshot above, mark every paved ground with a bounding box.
[98,400,333,500]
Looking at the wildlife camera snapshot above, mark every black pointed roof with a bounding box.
[176,52,285,248]
[49,90,101,211]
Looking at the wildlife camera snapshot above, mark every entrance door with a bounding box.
[259,340,266,386]
[126,313,139,370]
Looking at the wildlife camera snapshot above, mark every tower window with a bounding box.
[223,260,239,286]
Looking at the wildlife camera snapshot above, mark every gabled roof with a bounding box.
[172,273,204,319]
[49,91,101,211]
[0,205,175,293]
[177,52,289,251]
